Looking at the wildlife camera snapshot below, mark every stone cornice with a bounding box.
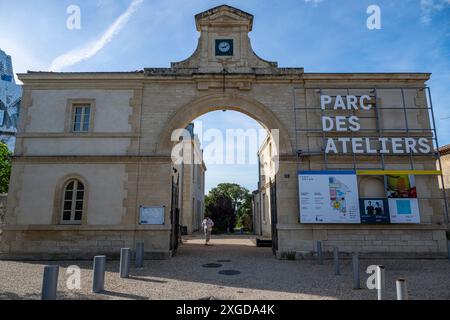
[19,70,429,81]
[17,71,431,91]
[2,224,172,231]
[276,223,447,231]
[303,73,431,81]
[18,71,144,80]
[16,132,139,139]
[12,155,173,163]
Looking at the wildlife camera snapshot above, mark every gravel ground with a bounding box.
[0,236,449,300]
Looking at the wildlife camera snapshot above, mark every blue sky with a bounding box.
[0,0,449,192]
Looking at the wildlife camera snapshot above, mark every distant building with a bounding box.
[253,134,276,238]
[178,123,207,235]
[0,49,21,151]
[438,145,450,211]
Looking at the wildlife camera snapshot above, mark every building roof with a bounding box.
[438,144,450,156]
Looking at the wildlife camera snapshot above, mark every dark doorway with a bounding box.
[170,174,180,254]
[270,178,278,255]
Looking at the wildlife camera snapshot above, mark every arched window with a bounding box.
[61,180,85,224]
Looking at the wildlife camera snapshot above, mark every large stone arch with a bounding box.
[156,93,294,156]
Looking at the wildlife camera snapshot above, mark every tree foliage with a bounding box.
[204,183,253,233]
[204,194,234,234]
[0,143,12,194]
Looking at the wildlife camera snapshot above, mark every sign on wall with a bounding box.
[386,174,417,198]
[139,206,165,225]
[298,171,361,224]
[320,94,432,155]
[388,199,420,223]
[359,198,390,224]
[386,174,420,223]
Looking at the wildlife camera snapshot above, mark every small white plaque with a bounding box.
[140,206,164,225]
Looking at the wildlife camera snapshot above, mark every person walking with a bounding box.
[201,216,214,246]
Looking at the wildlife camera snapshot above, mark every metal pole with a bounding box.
[352,254,360,289]
[376,265,385,300]
[316,241,323,265]
[374,88,386,171]
[41,265,59,300]
[427,87,449,224]
[396,278,408,300]
[92,255,106,293]
[120,248,131,278]
[135,242,144,269]
[447,240,450,263]
[400,88,414,170]
[333,247,340,275]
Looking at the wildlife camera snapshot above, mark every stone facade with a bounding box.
[179,125,206,234]
[438,145,450,232]
[1,5,448,259]
[254,135,276,238]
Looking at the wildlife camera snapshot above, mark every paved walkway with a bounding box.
[182,232,264,246]
[0,235,449,300]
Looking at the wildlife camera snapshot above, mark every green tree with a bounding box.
[204,183,253,232]
[204,194,234,234]
[236,191,252,230]
[0,143,12,194]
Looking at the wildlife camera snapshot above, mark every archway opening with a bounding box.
[170,109,277,252]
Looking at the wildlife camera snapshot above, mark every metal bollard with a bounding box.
[352,254,360,289]
[396,278,408,300]
[120,248,131,278]
[135,242,144,269]
[447,240,450,263]
[376,265,385,300]
[41,265,59,300]
[92,255,106,293]
[333,247,340,275]
[316,241,323,265]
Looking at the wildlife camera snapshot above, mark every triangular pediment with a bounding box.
[195,5,253,31]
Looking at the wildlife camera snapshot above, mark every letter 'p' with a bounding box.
[321,95,332,110]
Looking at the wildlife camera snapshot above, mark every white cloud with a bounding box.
[49,0,144,72]
[421,0,450,23]
[304,0,325,4]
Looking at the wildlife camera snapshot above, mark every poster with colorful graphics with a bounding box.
[298,171,361,223]
[388,198,420,223]
[386,174,420,223]
[386,174,417,198]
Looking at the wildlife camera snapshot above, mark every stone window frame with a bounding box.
[65,99,96,134]
[53,174,89,225]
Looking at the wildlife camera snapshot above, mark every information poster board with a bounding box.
[386,174,420,223]
[359,198,390,224]
[140,206,165,225]
[388,198,420,223]
[298,171,361,223]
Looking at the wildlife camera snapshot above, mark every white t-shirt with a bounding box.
[202,218,214,231]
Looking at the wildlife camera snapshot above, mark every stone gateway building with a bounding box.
[1,5,448,259]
